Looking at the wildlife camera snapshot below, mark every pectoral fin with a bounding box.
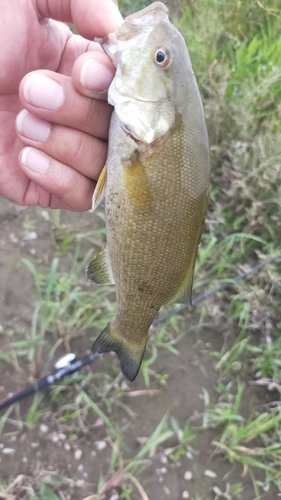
[91,165,107,212]
[123,158,151,206]
[86,245,114,285]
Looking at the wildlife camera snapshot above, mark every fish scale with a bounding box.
[86,2,210,381]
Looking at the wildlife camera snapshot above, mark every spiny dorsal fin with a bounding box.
[91,165,107,212]
[86,245,114,285]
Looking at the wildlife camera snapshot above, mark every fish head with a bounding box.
[96,2,197,144]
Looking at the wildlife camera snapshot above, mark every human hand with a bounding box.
[0,0,122,211]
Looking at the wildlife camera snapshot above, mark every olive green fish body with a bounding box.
[87,2,210,381]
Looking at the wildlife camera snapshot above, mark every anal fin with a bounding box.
[86,245,114,284]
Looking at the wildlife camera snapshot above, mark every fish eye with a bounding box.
[154,47,171,68]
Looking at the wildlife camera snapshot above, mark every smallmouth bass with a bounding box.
[87,2,210,381]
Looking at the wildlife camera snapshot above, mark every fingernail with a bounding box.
[80,59,114,91]
[24,74,65,110]
[16,110,51,142]
[21,147,50,174]
[107,1,123,26]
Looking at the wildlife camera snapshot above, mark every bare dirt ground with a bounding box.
[0,197,276,499]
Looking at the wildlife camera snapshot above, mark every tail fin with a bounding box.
[92,321,147,382]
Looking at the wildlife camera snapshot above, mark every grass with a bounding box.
[0,0,281,498]
[19,243,114,377]
[202,381,281,495]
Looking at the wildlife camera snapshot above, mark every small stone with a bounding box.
[109,491,119,500]
[76,480,85,487]
[90,450,97,458]
[156,466,167,476]
[160,455,168,464]
[184,471,193,481]
[204,469,217,478]
[186,452,193,460]
[24,231,38,240]
[158,476,164,483]
[9,233,18,243]
[136,437,147,446]
[177,429,184,441]
[39,424,49,434]
[2,448,15,455]
[50,432,59,443]
[213,486,223,495]
[77,464,84,473]
[182,492,190,499]
[163,447,173,456]
[74,449,83,461]
[30,248,36,255]
[92,418,104,428]
[30,442,39,449]
[40,210,50,221]
[94,440,107,451]
[58,433,66,441]
[64,443,71,452]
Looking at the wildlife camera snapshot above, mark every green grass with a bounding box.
[202,381,281,495]
[18,243,114,377]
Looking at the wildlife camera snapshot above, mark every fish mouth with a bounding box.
[125,2,169,23]
[112,90,159,104]
[118,1,169,38]
[95,2,169,64]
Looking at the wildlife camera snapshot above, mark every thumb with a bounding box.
[36,0,123,39]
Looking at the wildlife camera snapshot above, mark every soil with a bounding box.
[0,197,277,500]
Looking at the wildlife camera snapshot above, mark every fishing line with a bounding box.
[0,252,280,412]
[152,252,281,327]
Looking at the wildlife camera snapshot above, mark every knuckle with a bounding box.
[68,132,87,167]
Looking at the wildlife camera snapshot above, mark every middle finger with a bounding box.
[18,70,113,141]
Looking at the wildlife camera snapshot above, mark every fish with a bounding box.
[86,1,210,382]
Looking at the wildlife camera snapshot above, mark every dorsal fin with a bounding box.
[175,281,193,305]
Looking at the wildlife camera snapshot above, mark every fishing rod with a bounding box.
[0,352,100,412]
[0,252,280,413]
